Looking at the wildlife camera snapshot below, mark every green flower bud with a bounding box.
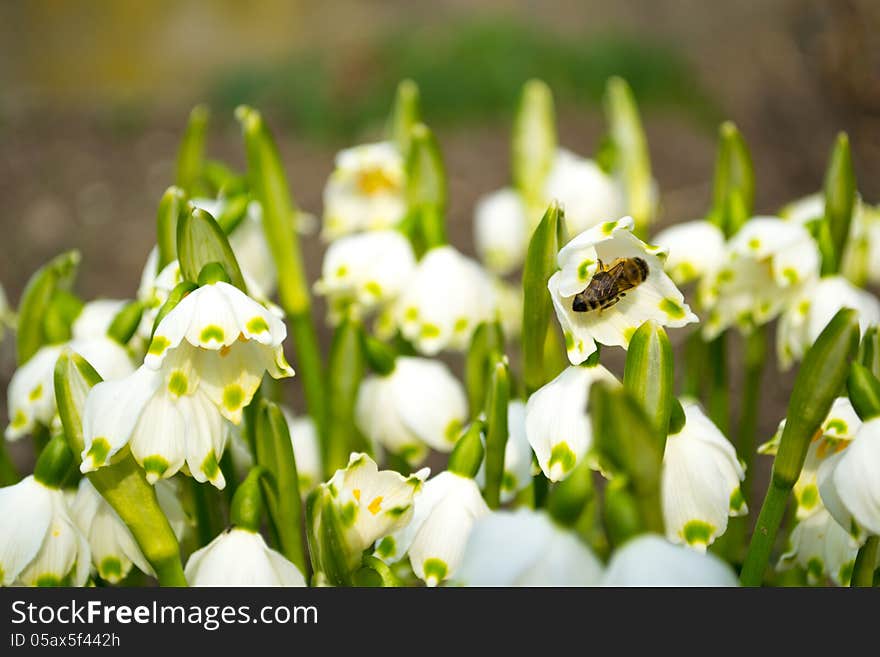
[156,186,187,273]
[512,79,557,207]
[107,300,144,346]
[847,363,880,421]
[465,321,504,415]
[547,457,594,528]
[708,121,754,238]
[388,79,421,161]
[483,358,510,508]
[175,104,210,197]
[177,207,246,291]
[623,320,674,448]
[42,290,84,345]
[361,333,397,376]
[33,434,74,489]
[823,132,856,276]
[448,421,485,479]
[406,123,448,250]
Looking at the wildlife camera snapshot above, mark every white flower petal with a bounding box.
[653,220,725,284]
[0,476,53,585]
[474,188,529,275]
[602,534,738,586]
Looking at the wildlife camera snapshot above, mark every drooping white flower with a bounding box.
[543,149,626,235]
[780,192,825,225]
[818,416,880,539]
[71,299,127,340]
[322,141,407,240]
[662,400,746,551]
[699,216,820,340]
[0,475,91,586]
[6,339,134,441]
[473,188,530,275]
[314,230,416,324]
[476,400,533,503]
[455,508,604,586]
[395,246,497,355]
[185,528,306,586]
[71,478,188,583]
[525,364,618,482]
[378,471,488,586]
[81,364,231,488]
[777,275,880,369]
[778,507,860,586]
[321,453,428,555]
[549,216,696,365]
[282,408,323,495]
[355,356,468,465]
[144,281,293,424]
[601,534,739,586]
[652,220,726,285]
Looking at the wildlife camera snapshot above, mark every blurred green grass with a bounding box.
[209,17,718,141]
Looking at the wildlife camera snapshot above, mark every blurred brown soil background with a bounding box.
[1,1,879,498]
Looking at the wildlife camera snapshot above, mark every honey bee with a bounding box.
[572,257,649,312]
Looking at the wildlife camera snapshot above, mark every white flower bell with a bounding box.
[652,220,726,285]
[601,534,739,586]
[777,276,880,369]
[473,188,530,275]
[778,507,860,586]
[525,364,618,482]
[699,216,820,339]
[144,281,293,424]
[476,400,533,502]
[356,356,468,465]
[322,141,407,240]
[71,299,128,340]
[71,478,187,583]
[0,475,91,586]
[543,149,626,235]
[549,216,696,365]
[455,508,604,586]
[185,528,306,586]
[395,246,497,355]
[314,230,416,324]
[378,471,489,586]
[662,401,746,550]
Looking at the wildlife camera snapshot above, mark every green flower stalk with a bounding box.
[590,382,664,534]
[387,79,421,161]
[483,358,511,509]
[229,467,271,532]
[522,202,565,394]
[54,352,187,586]
[465,321,504,415]
[177,207,247,291]
[741,308,859,586]
[175,104,210,197]
[623,320,674,449]
[156,186,187,272]
[603,77,653,238]
[406,123,448,251]
[324,319,367,474]
[255,400,307,573]
[236,105,326,439]
[512,79,557,209]
[16,250,80,365]
[821,132,857,276]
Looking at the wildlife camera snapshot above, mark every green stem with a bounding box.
[189,478,224,548]
[707,333,729,434]
[0,440,19,485]
[739,328,766,500]
[682,330,705,398]
[740,481,790,586]
[324,320,366,475]
[290,311,327,439]
[851,536,879,587]
[483,360,510,509]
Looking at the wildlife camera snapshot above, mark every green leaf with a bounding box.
[175,104,210,196]
[156,186,187,273]
[107,300,144,346]
[42,290,84,345]
[858,326,880,378]
[387,79,421,160]
[32,434,74,489]
[16,250,80,364]
[465,321,505,415]
[324,319,367,474]
[522,202,562,394]
[448,420,485,479]
[547,457,594,528]
[708,121,755,238]
[623,320,674,449]
[483,358,510,509]
[512,79,557,206]
[604,77,654,237]
[176,206,246,291]
[847,363,880,422]
[406,123,447,249]
[823,132,856,276]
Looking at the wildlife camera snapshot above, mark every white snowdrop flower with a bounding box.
[780,192,825,225]
[281,407,322,495]
[476,400,533,503]
[601,534,739,586]
[71,478,187,583]
[71,299,127,340]
[652,220,726,285]
[777,276,880,370]
[543,148,626,235]
[818,416,880,540]
[473,188,530,275]
[760,397,860,519]
[699,216,820,340]
[185,528,306,586]
[378,471,489,586]
[80,364,231,488]
[322,453,428,555]
[395,246,497,355]
[6,339,134,441]
[0,475,91,586]
[144,281,293,424]
[492,276,523,340]
[525,364,618,482]
[662,400,746,551]
[455,508,604,586]
[322,141,407,240]
[549,216,696,365]
[778,507,860,586]
[355,357,468,465]
[314,230,416,324]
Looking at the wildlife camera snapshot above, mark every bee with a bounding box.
[572,257,649,312]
